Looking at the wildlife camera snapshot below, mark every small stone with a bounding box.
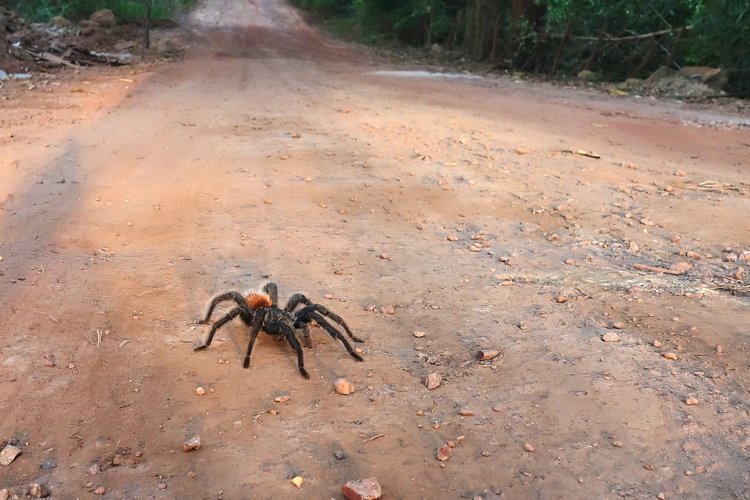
[716,345,723,354]
[425,372,442,390]
[0,445,22,466]
[268,409,278,415]
[413,331,426,338]
[523,443,535,453]
[182,435,201,452]
[341,477,382,500]
[458,410,475,417]
[28,483,49,498]
[447,441,456,448]
[94,486,105,495]
[685,470,694,476]
[628,241,640,253]
[334,450,346,460]
[733,268,745,280]
[555,296,568,303]
[653,340,662,348]
[195,387,206,396]
[612,322,626,329]
[446,236,459,241]
[475,349,500,360]
[564,258,576,265]
[601,332,621,342]
[88,463,100,475]
[157,483,167,490]
[612,440,624,448]
[291,476,304,489]
[436,444,453,461]
[378,252,391,260]
[685,397,700,406]
[657,494,665,500]
[0,489,8,500]
[40,459,56,470]
[662,352,678,360]
[187,471,197,478]
[335,378,354,395]
[274,393,291,403]
[724,253,738,262]
[381,306,395,315]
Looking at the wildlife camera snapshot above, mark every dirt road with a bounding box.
[1,0,749,498]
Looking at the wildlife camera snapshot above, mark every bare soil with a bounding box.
[1,1,749,498]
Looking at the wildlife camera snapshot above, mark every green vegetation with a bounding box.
[292,0,750,95]
[2,0,196,23]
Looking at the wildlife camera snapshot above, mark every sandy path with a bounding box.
[1,0,749,498]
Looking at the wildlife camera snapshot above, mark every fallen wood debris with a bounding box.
[560,148,601,159]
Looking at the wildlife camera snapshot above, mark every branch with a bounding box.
[549,25,692,42]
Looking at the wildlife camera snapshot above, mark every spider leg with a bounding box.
[295,303,364,343]
[194,307,242,350]
[199,291,252,324]
[299,323,312,348]
[262,282,279,307]
[284,293,307,312]
[307,312,364,362]
[243,309,266,369]
[280,320,310,379]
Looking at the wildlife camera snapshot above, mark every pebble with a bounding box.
[195,387,206,396]
[378,252,391,260]
[381,306,395,315]
[555,296,568,303]
[475,349,500,360]
[182,435,201,452]
[436,444,453,461]
[653,340,662,348]
[157,483,167,490]
[341,477,382,500]
[0,445,22,466]
[335,378,354,395]
[685,397,700,406]
[274,394,291,403]
[612,440,624,448]
[564,258,576,265]
[601,332,621,342]
[523,443,535,453]
[425,372,442,390]
[657,493,666,500]
[612,322,626,329]
[94,487,105,495]
[40,459,56,470]
[334,450,346,460]
[291,476,304,489]
[413,331,426,338]
[662,352,678,360]
[459,410,475,417]
[187,471,197,478]
[28,483,48,498]
[0,490,7,500]
[716,345,723,354]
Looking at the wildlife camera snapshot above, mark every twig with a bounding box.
[42,312,60,324]
[361,433,384,443]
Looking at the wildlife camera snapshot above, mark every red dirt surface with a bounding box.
[1,0,749,498]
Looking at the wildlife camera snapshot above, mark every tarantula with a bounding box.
[194,282,364,378]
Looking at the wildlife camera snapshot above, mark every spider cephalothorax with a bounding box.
[194,282,364,378]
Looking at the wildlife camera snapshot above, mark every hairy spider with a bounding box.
[194,282,364,378]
